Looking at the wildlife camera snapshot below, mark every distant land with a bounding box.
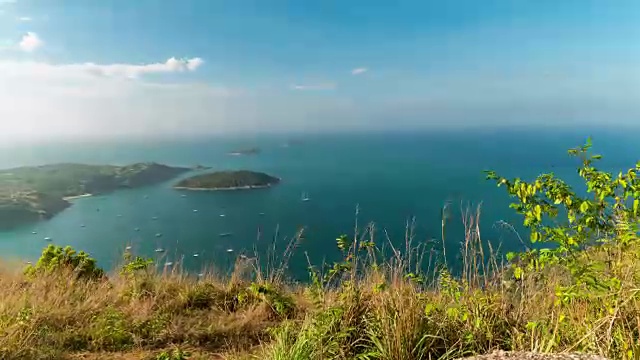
[0,163,190,229]
[174,170,280,191]
[227,147,261,156]
[193,164,212,170]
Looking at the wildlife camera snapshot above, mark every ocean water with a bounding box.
[0,128,637,279]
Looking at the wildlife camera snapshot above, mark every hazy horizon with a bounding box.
[1,0,639,143]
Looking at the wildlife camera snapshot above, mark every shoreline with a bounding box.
[173,184,275,191]
[62,193,94,201]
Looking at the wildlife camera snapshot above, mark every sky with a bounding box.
[0,0,639,142]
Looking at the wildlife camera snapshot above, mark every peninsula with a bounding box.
[174,170,280,191]
[0,163,190,229]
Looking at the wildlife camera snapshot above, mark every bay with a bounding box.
[0,128,636,279]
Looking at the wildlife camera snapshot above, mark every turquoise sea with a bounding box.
[0,129,638,279]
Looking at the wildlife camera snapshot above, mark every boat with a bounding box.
[181,194,187,198]
[226,248,234,253]
[197,273,204,277]
[193,253,199,257]
[144,195,149,199]
[155,248,164,253]
[259,212,265,216]
[116,214,122,218]
[219,214,226,217]
[32,231,37,235]
[151,216,158,220]
[134,228,140,232]
[44,237,52,241]
[164,262,173,267]
[301,192,311,202]
[155,233,162,238]
[125,246,132,250]
[219,232,232,237]
[80,224,86,228]
[193,209,199,213]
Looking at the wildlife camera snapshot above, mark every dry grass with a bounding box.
[0,209,638,360]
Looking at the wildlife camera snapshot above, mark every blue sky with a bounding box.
[0,0,639,141]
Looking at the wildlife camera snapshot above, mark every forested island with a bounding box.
[174,170,280,190]
[0,163,189,229]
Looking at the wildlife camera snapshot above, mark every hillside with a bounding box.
[0,163,190,229]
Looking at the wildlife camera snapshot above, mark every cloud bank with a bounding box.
[1,57,639,144]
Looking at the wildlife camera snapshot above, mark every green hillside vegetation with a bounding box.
[174,170,280,190]
[0,140,638,360]
[0,163,189,228]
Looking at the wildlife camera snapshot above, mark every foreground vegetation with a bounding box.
[0,140,639,359]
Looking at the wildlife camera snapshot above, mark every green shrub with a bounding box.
[24,244,104,280]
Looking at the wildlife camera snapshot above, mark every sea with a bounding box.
[0,128,638,280]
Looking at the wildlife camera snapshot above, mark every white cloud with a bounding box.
[351,67,368,75]
[17,16,31,21]
[290,83,336,91]
[19,32,43,52]
[83,57,204,78]
[0,0,16,4]
[0,57,205,79]
[186,57,204,71]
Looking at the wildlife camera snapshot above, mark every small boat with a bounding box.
[155,233,162,238]
[32,231,37,235]
[134,228,140,232]
[125,246,132,250]
[116,214,122,218]
[259,212,265,216]
[219,232,232,237]
[181,194,187,198]
[197,273,204,277]
[226,248,234,253]
[152,216,158,220]
[144,195,149,199]
[80,224,86,228]
[155,248,164,253]
[219,214,226,217]
[240,254,248,259]
[164,262,173,267]
[301,192,311,202]
[193,209,199,213]
[44,237,52,242]
[193,253,199,257]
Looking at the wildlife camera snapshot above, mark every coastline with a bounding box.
[62,193,93,201]
[173,184,275,191]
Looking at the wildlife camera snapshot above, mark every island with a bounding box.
[227,147,261,156]
[0,163,190,229]
[174,170,280,191]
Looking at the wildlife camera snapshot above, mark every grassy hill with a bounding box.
[0,141,638,360]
